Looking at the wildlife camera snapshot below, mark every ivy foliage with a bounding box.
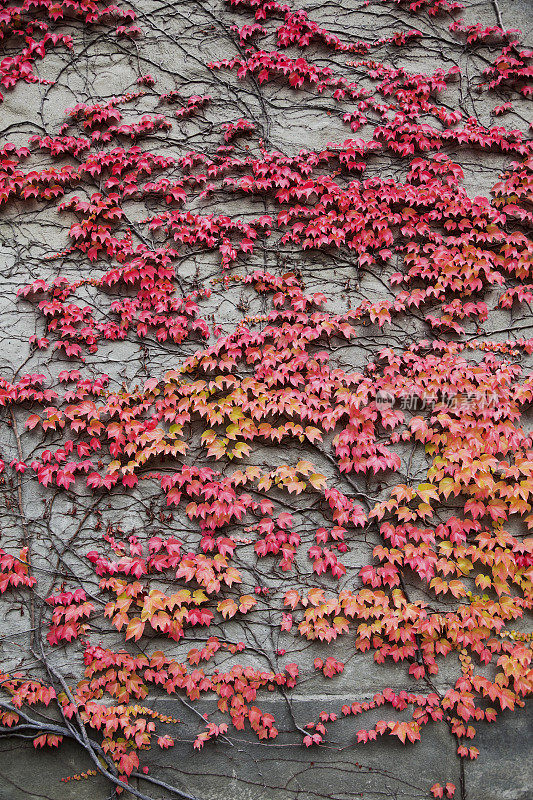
[0,0,531,798]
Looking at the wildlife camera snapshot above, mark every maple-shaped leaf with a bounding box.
[309,473,327,490]
[223,567,242,586]
[238,595,257,613]
[307,587,326,606]
[217,598,238,619]
[120,750,139,776]
[417,483,439,504]
[280,592,299,615]
[157,735,174,748]
[125,617,145,641]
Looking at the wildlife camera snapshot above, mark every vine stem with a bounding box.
[491,0,504,28]
[9,410,35,644]
[33,646,203,800]
[459,752,466,800]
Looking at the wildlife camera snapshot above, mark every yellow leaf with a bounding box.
[439,477,457,499]
[238,595,257,613]
[309,473,327,490]
[226,423,240,440]
[232,441,250,459]
[295,460,314,476]
[417,482,439,504]
[217,599,238,619]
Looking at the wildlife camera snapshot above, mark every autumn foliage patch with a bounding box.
[0,0,531,798]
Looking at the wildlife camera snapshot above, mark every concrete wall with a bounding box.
[0,1,531,799]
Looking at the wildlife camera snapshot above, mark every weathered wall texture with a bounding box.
[0,0,531,799]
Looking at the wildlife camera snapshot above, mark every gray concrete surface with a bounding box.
[0,0,531,798]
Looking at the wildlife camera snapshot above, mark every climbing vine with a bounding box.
[0,0,531,798]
